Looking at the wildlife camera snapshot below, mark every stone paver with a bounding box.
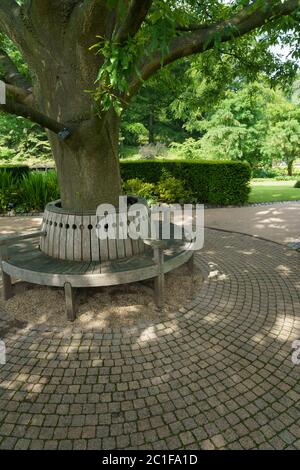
[205,202,300,245]
[0,229,300,449]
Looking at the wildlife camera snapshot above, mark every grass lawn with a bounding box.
[249,180,300,203]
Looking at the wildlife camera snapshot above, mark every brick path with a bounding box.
[0,229,299,450]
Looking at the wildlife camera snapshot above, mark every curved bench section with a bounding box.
[1,237,194,321]
[2,241,193,288]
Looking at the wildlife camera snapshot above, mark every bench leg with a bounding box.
[154,273,164,310]
[153,247,164,310]
[187,252,194,278]
[1,247,13,301]
[2,270,13,301]
[64,283,76,322]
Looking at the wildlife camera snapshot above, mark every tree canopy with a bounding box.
[0,0,300,208]
[1,0,300,129]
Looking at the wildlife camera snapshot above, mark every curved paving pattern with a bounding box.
[0,229,299,450]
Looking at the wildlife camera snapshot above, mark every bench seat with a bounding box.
[1,235,194,321]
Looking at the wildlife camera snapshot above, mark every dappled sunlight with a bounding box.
[208,270,229,281]
[205,202,300,245]
[0,228,299,450]
[267,313,298,343]
[202,312,220,324]
[249,332,267,346]
[0,263,203,332]
[236,249,257,255]
[275,264,293,276]
[136,321,179,345]
[0,217,42,235]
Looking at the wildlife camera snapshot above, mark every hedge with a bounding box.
[0,160,251,207]
[0,165,30,180]
[120,160,251,205]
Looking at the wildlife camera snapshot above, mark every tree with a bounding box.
[0,0,299,210]
[122,63,188,146]
[189,82,276,167]
[263,117,300,176]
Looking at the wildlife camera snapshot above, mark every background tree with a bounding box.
[179,81,300,172]
[189,82,277,167]
[122,63,188,146]
[0,0,299,210]
[262,116,300,175]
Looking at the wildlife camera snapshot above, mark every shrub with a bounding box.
[157,172,191,203]
[170,138,202,160]
[0,169,20,211]
[294,180,300,188]
[121,122,148,146]
[0,164,30,180]
[18,170,60,212]
[123,178,158,204]
[252,167,278,178]
[120,160,251,205]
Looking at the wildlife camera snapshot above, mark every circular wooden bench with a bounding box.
[0,229,194,321]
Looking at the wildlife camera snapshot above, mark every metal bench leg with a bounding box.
[154,247,164,310]
[64,282,76,322]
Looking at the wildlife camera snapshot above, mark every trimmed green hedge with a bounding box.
[120,160,251,205]
[0,165,30,180]
[0,161,251,209]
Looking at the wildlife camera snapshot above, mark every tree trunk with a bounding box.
[287,161,293,177]
[18,3,123,211]
[47,111,122,211]
[148,109,155,144]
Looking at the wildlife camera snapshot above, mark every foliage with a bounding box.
[0,33,30,79]
[181,82,300,172]
[120,160,251,205]
[170,138,202,160]
[157,172,191,203]
[0,168,59,212]
[0,113,51,163]
[18,171,60,212]
[122,64,188,145]
[0,164,29,179]
[120,122,148,146]
[90,0,300,112]
[123,178,158,204]
[294,180,300,188]
[262,117,300,176]
[0,169,19,211]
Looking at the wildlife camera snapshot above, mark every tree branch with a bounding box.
[4,83,33,105]
[0,48,32,91]
[115,0,153,43]
[0,0,26,43]
[175,23,211,32]
[128,0,299,98]
[0,97,72,140]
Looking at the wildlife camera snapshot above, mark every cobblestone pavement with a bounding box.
[0,229,299,450]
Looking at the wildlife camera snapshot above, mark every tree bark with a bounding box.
[12,1,123,211]
[148,110,155,144]
[48,111,122,211]
[287,161,293,176]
